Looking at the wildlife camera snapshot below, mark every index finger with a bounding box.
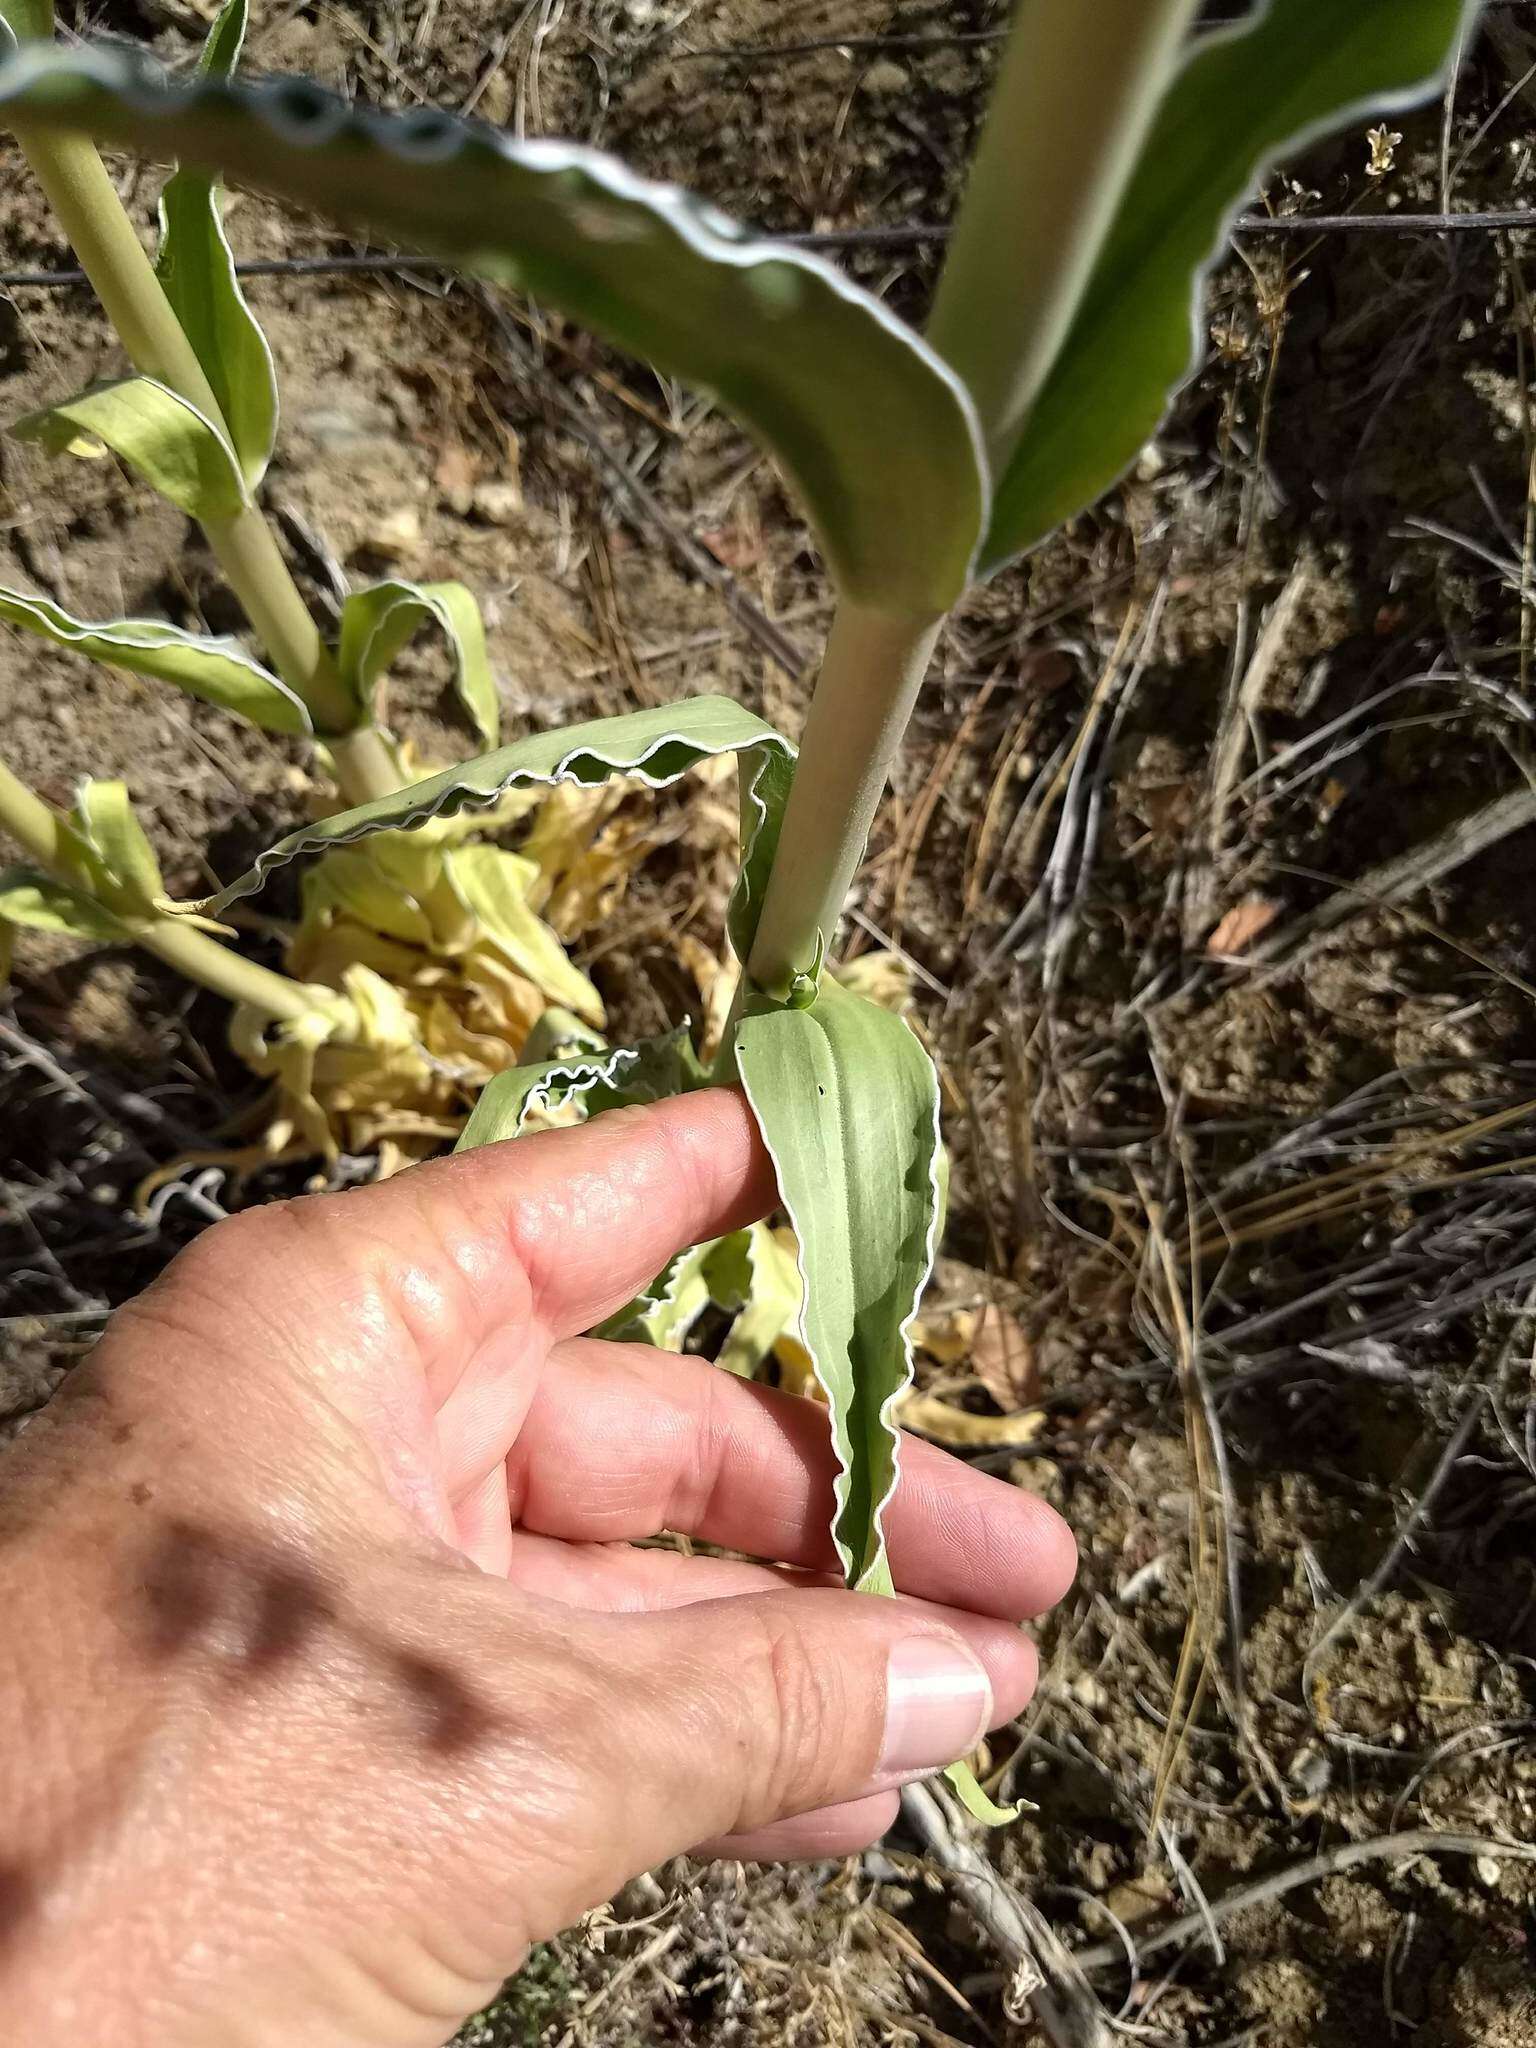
[424,1086,777,1339]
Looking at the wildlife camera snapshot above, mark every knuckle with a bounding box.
[114,1197,318,1358]
[175,1197,308,1287]
[744,1606,841,1815]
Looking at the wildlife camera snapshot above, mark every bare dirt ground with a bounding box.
[5,3,1536,2044]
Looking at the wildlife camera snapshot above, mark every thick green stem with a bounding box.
[746,604,942,999]
[16,128,220,403]
[927,0,1199,476]
[135,914,322,1023]
[746,7,1202,1003]
[326,722,411,805]
[12,123,388,783]
[0,755,321,1025]
[741,2,1203,1006]
[0,752,77,874]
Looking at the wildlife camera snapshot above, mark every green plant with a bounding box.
[0,0,1479,1811]
[0,0,615,1171]
[457,1945,573,2047]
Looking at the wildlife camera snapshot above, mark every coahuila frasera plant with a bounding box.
[0,0,1478,1812]
[0,0,615,1174]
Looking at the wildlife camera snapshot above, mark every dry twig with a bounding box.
[1072,1829,1536,1973]
[1251,787,1536,968]
[900,1780,1115,2048]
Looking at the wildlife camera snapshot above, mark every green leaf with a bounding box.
[455,1044,645,1150]
[196,0,246,76]
[72,779,162,908]
[583,1023,706,1111]
[944,1761,1022,1826]
[0,584,310,733]
[978,0,1481,571]
[598,1238,717,1351]
[706,1222,803,1380]
[11,375,246,520]
[0,866,134,943]
[339,578,498,744]
[0,0,50,44]
[302,846,436,945]
[446,844,604,1026]
[155,0,278,492]
[520,1006,608,1062]
[205,700,795,965]
[0,44,986,611]
[734,976,942,1593]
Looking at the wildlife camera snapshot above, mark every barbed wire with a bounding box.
[4,203,1535,294]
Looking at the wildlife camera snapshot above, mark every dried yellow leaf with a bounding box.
[894,1391,1045,1449]
[1206,896,1279,958]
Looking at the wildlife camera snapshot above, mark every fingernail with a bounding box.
[878,1636,993,1783]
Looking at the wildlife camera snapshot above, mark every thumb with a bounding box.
[518,1586,1001,1936]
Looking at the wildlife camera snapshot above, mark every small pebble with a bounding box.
[472,481,524,527]
[862,58,910,94]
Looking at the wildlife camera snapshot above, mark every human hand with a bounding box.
[0,1089,1075,2047]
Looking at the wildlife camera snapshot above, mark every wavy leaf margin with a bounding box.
[0,41,987,612]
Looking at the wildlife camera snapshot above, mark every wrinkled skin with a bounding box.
[0,1090,1075,2046]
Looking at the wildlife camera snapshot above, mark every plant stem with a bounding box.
[746,6,1201,1001]
[746,604,942,999]
[0,752,78,875]
[739,2,1202,998]
[18,130,219,402]
[0,755,321,1024]
[926,0,1199,477]
[325,721,412,805]
[12,123,397,800]
[136,911,322,1022]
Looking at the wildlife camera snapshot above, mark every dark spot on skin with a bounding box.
[133,1517,495,1758]
[392,1651,490,1756]
[140,1518,223,1661]
[129,1482,153,1507]
[112,1423,135,1445]
[0,1861,38,1958]
[240,1562,332,1675]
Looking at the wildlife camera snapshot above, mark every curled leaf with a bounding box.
[11,375,246,519]
[0,865,134,942]
[303,847,436,947]
[0,42,986,610]
[707,1223,804,1381]
[895,1390,1044,1451]
[205,701,794,976]
[72,779,163,910]
[599,1238,718,1351]
[0,583,310,732]
[944,1762,1024,1827]
[155,0,278,490]
[521,783,652,941]
[454,1044,646,1151]
[520,1006,608,1062]
[445,843,604,1027]
[339,578,499,744]
[734,976,942,1594]
[587,1025,707,1110]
